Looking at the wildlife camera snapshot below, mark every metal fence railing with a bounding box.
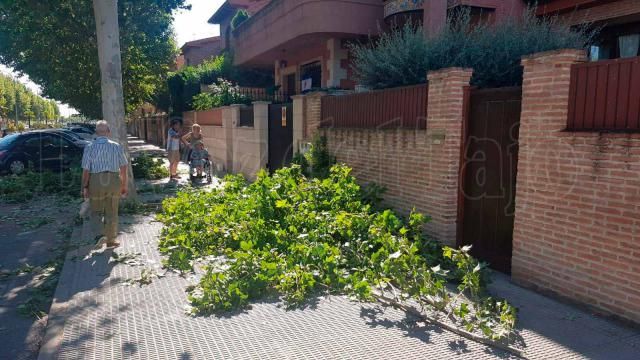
[320,84,428,129]
[568,56,640,132]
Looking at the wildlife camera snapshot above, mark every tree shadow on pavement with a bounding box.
[359,305,517,359]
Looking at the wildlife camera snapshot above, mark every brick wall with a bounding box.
[513,49,640,323]
[303,92,325,142]
[318,68,471,246]
[183,40,224,67]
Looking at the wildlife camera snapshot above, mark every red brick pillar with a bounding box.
[425,67,473,246]
[303,91,326,142]
[513,50,602,304]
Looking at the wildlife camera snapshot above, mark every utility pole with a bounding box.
[93,0,136,196]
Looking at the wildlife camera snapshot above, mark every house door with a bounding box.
[459,87,522,274]
[268,103,294,172]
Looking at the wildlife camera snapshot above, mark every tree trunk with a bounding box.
[92,0,136,197]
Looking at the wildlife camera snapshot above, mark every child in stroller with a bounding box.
[189,140,213,183]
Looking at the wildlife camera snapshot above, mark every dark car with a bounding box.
[0,132,85,174]
[65,126,95,140]
[45,129,91,146]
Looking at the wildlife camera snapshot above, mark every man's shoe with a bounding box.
[94,236,108,249]
[106,241,121,249]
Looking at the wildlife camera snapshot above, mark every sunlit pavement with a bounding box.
[36,137,640,360]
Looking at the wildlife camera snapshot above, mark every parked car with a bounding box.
[46,129,92,146]
[65,126,95,140]
[0,132,85,174]
[67,122,96,133]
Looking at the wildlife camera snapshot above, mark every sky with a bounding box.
[0,0,225,118]
[174,0,224,47]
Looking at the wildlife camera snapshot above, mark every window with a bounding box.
[300,61,322,91]
[23,136,45,151]
[618,34,640,58]
[589,45,611,61]
[48,134,70,147]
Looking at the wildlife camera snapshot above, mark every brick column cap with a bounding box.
[304,91,327,98]
[521,48,587,66]
[427,67,473,81]
[290,95,306,100]
[252,101,272,105]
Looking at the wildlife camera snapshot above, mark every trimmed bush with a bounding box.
[351,8,597,89]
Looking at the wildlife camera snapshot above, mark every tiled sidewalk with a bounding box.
[37,137,639,359]
[38,216,639,360]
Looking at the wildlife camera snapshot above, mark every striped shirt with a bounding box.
[81,137,128,173]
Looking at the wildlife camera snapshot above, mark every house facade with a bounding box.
[180,36,225,67]
[537,0,640,60]
[206,0,640,94]
[221,0,386,94]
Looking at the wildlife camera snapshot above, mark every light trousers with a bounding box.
[89,172,121,241]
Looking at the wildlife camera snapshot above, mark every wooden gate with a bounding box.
[458,87,522,274]
[268,103,293,172]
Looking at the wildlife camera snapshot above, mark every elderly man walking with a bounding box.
[81,120,128,248]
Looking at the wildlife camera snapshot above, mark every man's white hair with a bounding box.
[95,120,110,135]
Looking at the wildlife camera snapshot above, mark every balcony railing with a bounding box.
[384,0,424,19]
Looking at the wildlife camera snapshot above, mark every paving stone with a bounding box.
[39,137,639,360]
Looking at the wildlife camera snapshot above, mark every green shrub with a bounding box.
[0,168,82,203]
[351,8,597,89]
[167,53,273,114]
[192,79,252,111]
[132,153,169,180]
[292,135,335,179]
[231,9,249,30]
[158,165,516,340]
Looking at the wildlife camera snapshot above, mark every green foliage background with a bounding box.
[0,74,60,125]
[351,8,596,89]
[132,153,170,180]
[167,54,273,114]
[0,0,187,118]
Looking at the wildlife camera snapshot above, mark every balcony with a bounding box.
[231,0,384,66]
[384,0,424,19]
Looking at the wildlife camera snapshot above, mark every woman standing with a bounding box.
[167,120,182,179]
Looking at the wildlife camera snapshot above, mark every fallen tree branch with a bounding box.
[373,292,527,359]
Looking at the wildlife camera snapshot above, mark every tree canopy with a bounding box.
[0,0,188,118]
[0,73,60,124]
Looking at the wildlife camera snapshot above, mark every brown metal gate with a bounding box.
[268,103,293,172]
[458,87,521,274]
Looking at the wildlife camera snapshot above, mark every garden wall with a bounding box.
[201,125,228,172]
[513,49,640,323]
[314,68,472,245]
[198,103,268,180]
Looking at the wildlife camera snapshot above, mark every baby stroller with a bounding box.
[188,154,213,184]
